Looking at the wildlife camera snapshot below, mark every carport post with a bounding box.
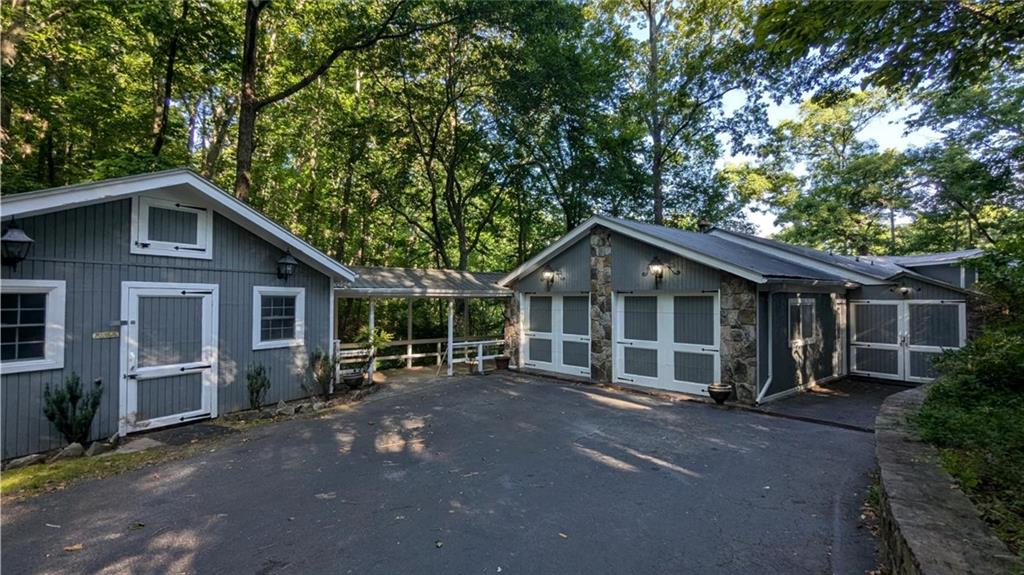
[447,298,455,376]
[368,298,376,383]
[406,299,414,369]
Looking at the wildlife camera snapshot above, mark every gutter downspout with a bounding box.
[755,290,775,404]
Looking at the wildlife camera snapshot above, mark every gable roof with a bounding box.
[501,215,979,293]
[0,169,356,283]
[338,266,511,297]
[500,215,858,287]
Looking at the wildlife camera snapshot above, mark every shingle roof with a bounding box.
[709,227,903,280]
[338,266,511,297]
[604,217,851,282]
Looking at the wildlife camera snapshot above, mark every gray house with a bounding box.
[499,216,978,403]
[1,170,355,459]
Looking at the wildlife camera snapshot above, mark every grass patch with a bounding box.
[914,329,1024,558]
[1,447,180,500]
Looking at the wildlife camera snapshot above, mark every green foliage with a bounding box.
[42,373,103,446]
[355,326,394,355]
[246,364,271,411]
[915,328,1024,556]
[303,347,339,399]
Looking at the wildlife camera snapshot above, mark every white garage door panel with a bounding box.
[522,294,591,377]
[614,293,719,396]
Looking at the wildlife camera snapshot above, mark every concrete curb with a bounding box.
[875,385,1022,574]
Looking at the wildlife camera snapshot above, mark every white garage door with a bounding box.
[613,293,720,396]
[522,294,591,377]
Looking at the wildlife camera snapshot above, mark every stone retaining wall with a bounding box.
[875,385,1022,575]
[589,227,613,383]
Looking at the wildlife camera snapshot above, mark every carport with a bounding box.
[333,266,512,379]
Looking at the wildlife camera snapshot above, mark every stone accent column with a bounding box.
[590,228,613,382]
[719,275,757,403]
[503,292,520,367]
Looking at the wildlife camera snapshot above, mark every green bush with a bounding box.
[42,373,103,446]
[303,347,339,400]
[246,364,271,411]
[915,327,1024,556]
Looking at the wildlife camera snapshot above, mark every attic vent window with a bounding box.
[131,196,213,260]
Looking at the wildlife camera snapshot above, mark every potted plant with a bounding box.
[495,355,511,370]
[707,382,733,405]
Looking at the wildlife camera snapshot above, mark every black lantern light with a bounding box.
[1,223,34,270]
[642,255,679,288]
[276,251,298,280]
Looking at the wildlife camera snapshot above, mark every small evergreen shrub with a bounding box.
[247,364,271,411]
[303,347,338,400]
[43,373,103,445]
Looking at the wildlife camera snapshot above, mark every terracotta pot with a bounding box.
[495,356,511,370]
[707,383,732,405]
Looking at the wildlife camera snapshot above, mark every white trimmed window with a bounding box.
[252,286,305,350]
[131,196,213,259]
[788,297,817,347]
[1,280,66,374]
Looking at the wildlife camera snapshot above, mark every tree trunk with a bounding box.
[153,0,190,158]
[234,0,265,201]
[645,3,664,225]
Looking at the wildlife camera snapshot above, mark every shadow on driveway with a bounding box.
[1,373,878,574]
[758,377,911,431]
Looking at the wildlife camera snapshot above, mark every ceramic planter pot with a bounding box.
[707,383,733,405]
[495,356,511,370]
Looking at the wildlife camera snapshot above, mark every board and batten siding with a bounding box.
[1,198,331,459]
[849,277,964,301]
[518,236,590,293]
[611,233,720,292]
[767,292,839,397]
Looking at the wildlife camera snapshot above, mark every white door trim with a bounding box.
[119,281,219,435]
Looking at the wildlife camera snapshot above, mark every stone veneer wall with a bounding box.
[503,292,521,367]
[876,386,1022,574]
[589,228,613,383]
[719,276,758,403]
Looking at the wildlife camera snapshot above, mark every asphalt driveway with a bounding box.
[1,373,879,574]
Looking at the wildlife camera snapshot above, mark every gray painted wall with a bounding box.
[909,263,970,288]
[767,292,838,396]
[850,277,964,301]
[1,197,331,459]
[519,236,590,293]
[611,233,720,292]
[757,292,769,396]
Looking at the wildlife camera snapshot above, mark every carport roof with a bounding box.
[336,266,511,297]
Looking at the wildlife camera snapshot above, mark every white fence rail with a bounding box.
[334,335,506,379]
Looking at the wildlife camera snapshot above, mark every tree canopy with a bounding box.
[1,0,1020,271]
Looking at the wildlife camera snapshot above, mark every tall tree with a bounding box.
[606,0,765,225]
[232,0,458,201]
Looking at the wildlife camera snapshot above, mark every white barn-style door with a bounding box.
[850,300,965,382]
[120,282,219,434]
[522,294,591,377]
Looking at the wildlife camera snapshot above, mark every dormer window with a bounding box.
[131,196,213,259]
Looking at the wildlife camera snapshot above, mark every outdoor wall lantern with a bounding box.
[276,251,298,280]
[642,255,679,288]
[890,281,918,297]
[1,222,34,271]
[540,265,563,290]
